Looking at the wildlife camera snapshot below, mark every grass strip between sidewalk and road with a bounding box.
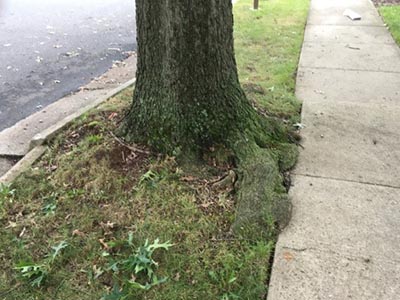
[0,0,309,299]
[379,5,400,45]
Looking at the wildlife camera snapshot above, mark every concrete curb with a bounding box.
[0,146,47,184]
[30,78,136,149]
[0,78,136,185]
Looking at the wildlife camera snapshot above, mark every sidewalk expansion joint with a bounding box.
[281,245,400,265]
[303,40,396,46]
[299,65,400,74]
[292,172,400,190]
[307,23,385,28]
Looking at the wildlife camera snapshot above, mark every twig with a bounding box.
[288,135,304,149]
[109,131,151,155]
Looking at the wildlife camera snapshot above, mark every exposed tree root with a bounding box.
[229,117,298,240]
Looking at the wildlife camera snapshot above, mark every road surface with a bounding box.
[0,0,136,131]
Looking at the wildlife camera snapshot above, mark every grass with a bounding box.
[0,0,309,299]
[379,6,400,45]
[235,0,309,122]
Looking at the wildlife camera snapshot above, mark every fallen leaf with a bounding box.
[108,112,118,120]
[72,229,85,237]
[5,221,17,228]
[283,251,294,261]
[99,238,110,250]
[181,176,196,182]
[19,227,26,238]
[201,202,212,208]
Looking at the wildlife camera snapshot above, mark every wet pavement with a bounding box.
[0,0,136,131]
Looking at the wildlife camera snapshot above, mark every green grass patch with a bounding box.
[0,0,309,298]
[379,6,400,45]
[235,0,309,122]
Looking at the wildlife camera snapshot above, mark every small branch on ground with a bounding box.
[109,131,151,155]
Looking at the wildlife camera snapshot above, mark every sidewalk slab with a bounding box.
[308,0,383,26]
[299,42,400,72]
[296,101,400,187]
[268,245,400,300]
[279,175,400,263]
[304,24,395,44]
[297,68,400,105]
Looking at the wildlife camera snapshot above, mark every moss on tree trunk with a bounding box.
[121,0,297,239]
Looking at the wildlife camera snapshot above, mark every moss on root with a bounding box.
[227,115,297,240]
[232,145,294,239]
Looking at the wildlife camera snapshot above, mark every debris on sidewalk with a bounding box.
[293,123,306,129]
[343,9,362,21]
[345,44,361,50]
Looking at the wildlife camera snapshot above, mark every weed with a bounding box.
[0,183,15,202]
[14,241,68,287]
[138,170,161,187]
[65,188,85,199]
[104,235,173,294]
[14,263,48,287]
[0,183,15,216]
[86,134,104,145]
[48,240,69,263]
[42,203,57,216]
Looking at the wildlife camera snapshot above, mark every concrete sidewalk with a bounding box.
[268,0,400,299]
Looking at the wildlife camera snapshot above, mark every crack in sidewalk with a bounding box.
[292,172,400,190]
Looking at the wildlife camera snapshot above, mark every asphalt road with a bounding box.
[0,0,136,131]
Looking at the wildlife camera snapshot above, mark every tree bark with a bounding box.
[254,0,259,10]
[122,0,255,154]
[121,0,296,239]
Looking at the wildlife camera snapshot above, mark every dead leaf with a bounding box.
[5,221,17,228]
[19,227,26,238]
[181,176,197,182]
[72,229,85,237]
[201,202,212,208]
[99,239,110,250]
[108,112,118,120]
[283,251,294,261]
[100,221,115,229]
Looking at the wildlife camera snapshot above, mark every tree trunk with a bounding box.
[121,0,296,239]
[254,0,259,10]
[122,0,255,154]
